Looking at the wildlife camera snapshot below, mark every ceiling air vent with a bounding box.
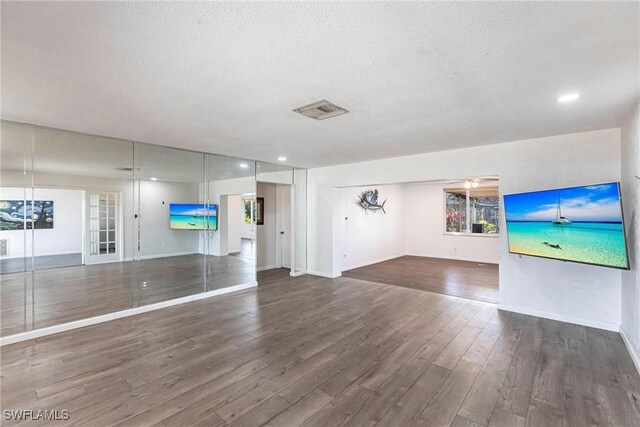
[293,99,349,120]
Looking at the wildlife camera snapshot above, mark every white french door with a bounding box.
[85,191,121,265]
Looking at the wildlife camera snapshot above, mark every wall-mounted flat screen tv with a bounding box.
[503,182,629,270]
[169,203,218,230]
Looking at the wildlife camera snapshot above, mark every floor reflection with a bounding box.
[1,254,255,336]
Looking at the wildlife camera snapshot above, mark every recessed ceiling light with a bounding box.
[239,163,248,169]
[150,177,158,181]
[557,93,580,103]
[278,156,287,162]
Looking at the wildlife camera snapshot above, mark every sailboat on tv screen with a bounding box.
[552,195,572,225]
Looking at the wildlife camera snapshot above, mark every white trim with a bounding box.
[289,270,307,277]
[342,254,405,272]
[0,250,82,260]
[124,251,199,262]
[257,265,277,272]
[0,282,257,346]
[406,253,499,265]
[620,325,640,376]
[497,303,619,332]
[308,270,342,279]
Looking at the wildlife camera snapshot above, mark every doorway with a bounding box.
[336,178,500,303]
[256,182,292,273]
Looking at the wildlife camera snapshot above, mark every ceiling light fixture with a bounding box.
[557,93,580,103]
[239,163,248,169]
[278,156,287,162]
[150,177,158,181]
[464,179,479,189]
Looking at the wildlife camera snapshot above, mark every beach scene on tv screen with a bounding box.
[504,183,628,269]
[169,203,216,230]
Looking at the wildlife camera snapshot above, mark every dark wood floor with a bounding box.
[230,238,256,261]
[1,274,638,426]
[0,253,83,274]
[1,254,255,337]
[343,256,499,303]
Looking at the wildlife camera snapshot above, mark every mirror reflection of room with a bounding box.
[0,123,267,335]
[256,162,294,283]
[203,154,257,292]
[1,123,136,335]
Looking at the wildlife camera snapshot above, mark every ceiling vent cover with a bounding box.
[293,99,349,120]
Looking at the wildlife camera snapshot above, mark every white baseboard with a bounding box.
[0,281,258,346]
[257,265,277,272]
[341,254,405,272]
[497,303,619,332]
[620,325,640,376]
[289,270,307,277]
[1,250,81,260]
[124,251,199,262]
[307,270,342,279]
[406,252,499,265]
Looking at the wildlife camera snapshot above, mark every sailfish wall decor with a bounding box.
[358,190,386,214]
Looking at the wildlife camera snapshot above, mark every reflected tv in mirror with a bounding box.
[169,203,217,230]
[503,182,629,270]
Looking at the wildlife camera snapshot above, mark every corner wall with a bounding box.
[308,128,622,330]
[621,100,640,369]
[337,184,406,271]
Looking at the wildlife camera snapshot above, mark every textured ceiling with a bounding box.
[1,1,638,168]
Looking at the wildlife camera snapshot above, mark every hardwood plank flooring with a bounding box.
[0,253,83,274]
[1,254,256,336]
[1,275,639,426]
[342,255,499,303]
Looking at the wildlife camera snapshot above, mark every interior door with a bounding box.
[85,191,121,265]
[277,185,292,269]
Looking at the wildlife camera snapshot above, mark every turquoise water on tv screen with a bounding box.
[506,221,628,268]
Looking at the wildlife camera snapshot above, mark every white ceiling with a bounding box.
[1,1,638,168]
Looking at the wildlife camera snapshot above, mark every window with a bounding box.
[445,188,499,235]
[244,198,254,224]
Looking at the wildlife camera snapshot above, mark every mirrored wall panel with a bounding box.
[0,122,305,337]
[133,143,206,306]
[256,162,294,274]
[1,123,34,335]
[204,154,256,291]
[32,127,136,330]
[294,168,307,274]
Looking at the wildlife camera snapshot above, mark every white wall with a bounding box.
[0,172,203,261]
[308,128,622,331]
[257,182,277,270]
[0,187,83,258]
[404,182,499,264]
[294,168,308,273]
[621,100,640,369]
[338,184,406,271]
[227,195,242,254]
[138,180,201,259]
